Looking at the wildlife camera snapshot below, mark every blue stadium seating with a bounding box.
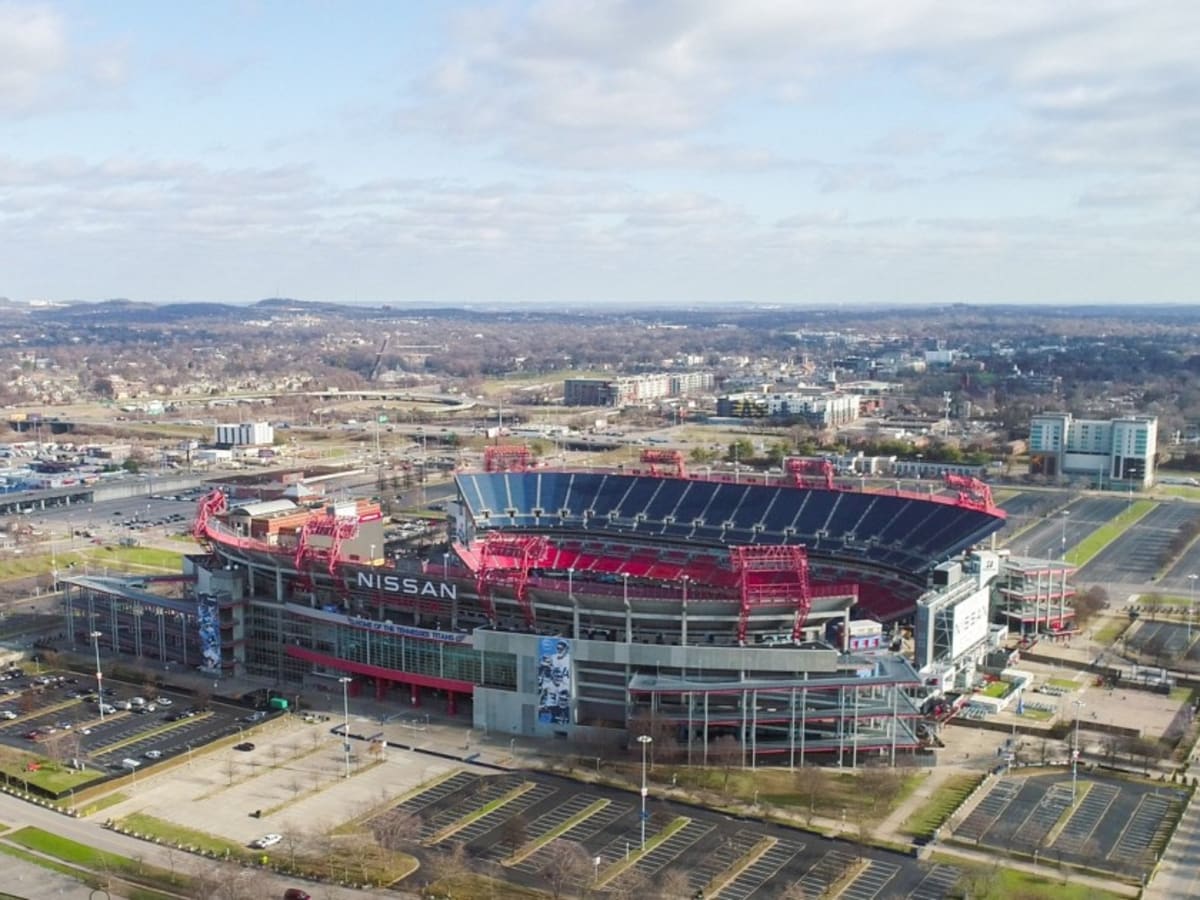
[455,472,1004,577]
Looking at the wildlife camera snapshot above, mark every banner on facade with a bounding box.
[536,636,572,725]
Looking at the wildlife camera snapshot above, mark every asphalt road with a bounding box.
[1078,502,1200,586]
[0,789,398,900]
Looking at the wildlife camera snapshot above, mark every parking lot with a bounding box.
[373,770,965,898]
[952,772,1184,879]
[1125,620,1196,662]
[0,667,266,776]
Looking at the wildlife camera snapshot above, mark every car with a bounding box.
[156,697,173,707]
[0,710,17,720]
[234,742,255,751]
[99,704,116,715]
[243,712,266,723]
[143,750,162,760]
[283,890,312,900]
[250,833,282,849]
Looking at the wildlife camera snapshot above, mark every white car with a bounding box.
[251,834,282,849]
[156,697,173,707]
[143,750,162,760]
[0,710,17,720]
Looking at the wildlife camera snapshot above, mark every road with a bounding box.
[0,791,410,900]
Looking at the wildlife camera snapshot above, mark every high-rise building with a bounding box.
[1029,413,1157,488]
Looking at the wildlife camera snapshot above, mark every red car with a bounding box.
[283,890,312,900]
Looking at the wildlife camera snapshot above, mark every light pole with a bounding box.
[443,552,449,581]
[339,676,352,779]
[1189,574,1198,642]
[90,631,104,721]
[1060,510,1070,561]
[638,734,653,850]
[1072,699,1084,799]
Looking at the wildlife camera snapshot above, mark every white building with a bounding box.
[1029,413,1157,488]
[214,422,275,447]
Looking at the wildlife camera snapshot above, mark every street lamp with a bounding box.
[1189,574,1198,642]
[1072,699,1084,799]
[90,631,104,721]
[637,734,653,850]
[1060,510,1070,561]
[339,676,352,779]
[443,551,449,581]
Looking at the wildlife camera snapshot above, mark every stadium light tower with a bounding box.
[90,631,104,721]
[1189,573,1198,641]
[638,734,653,850]
[1071,698,1084,799]
[339,676,352,779]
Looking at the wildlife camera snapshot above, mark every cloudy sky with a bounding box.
[2,1,1197,306]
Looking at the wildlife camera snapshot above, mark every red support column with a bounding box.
[447,691,457,716]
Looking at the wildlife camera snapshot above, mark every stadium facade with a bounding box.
[62,465,1007,765]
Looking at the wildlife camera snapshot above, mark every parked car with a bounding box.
[0,710,17,720]
[143,750,162,760]
[283,890,312,900]
[156,697,173,707]
[234,742,255,752]
[250,833,282,849]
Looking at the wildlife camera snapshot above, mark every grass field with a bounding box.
[77,545,186,570]
[1065,500,1155,567]
[981,681,1012,699]
[941,857,1130,900]
[117,813,248,858]
[6,826,189,897]
[0,754,101,794]
[901,773,984,839]
[1093,616,1133,646]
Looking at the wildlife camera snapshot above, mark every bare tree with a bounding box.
[539,839,592,900]
[428,841,471,898]
[223,754,237,786]
[711,734,742,790]
[372,811,422,852]
[659,868,692,899]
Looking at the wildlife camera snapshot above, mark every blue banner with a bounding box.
[196,596,221,670]
[536,636,572,725]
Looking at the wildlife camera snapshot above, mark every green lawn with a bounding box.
[117,813,248,858]
[980,681,1012,699]
[901,773,984,839]
[1066,500,1155,566]
[77,546,185,570]
[6,826,191,896]
[1019,707,1055,721]
[1093,617,1132,646]
[0,756,102,794]
[943,858,1130,900]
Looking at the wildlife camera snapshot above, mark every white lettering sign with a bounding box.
[354,571,457,601]
[345,615,471,644]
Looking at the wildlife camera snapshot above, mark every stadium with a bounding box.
[61,451,1007,766]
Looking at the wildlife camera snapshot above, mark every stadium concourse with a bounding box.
[72,464,1007,767]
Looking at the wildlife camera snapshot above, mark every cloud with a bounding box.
[0,2,128,116]
[0,2,68,112]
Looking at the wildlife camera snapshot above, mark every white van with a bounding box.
[120,758,141,770]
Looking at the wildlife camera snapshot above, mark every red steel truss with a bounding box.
[785,457,835,490]
[729,545,812,645]
[192,489,228,543]
[639,448,686,478]
[943,473,994,510]
[484,445,532,473]
[294,512,361,580]
[475,533,548,625]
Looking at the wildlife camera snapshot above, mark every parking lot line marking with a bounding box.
[702,835,776,898]
[503,798,610,866]
[594,816,691,887]
[424,781,538,846]
[88,711,214,757]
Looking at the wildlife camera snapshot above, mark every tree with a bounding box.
[538,839,592,900]
[791,765,825,824]
[428,841,471,898]
[711,734,742,789]
[658,868,692,899]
